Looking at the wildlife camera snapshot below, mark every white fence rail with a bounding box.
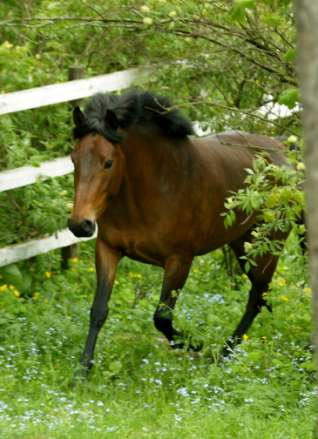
[0,68,138,267]
[0,68,138,115]
[0,156,73,192]
[0,229,97,267]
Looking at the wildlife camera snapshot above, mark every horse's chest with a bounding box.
[100,224,163,265]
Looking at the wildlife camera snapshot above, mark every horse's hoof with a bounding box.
[170,339,203,352]
[169,340,185,350]
[71,362,92,386]
[187,341,203,352]
[220,345,234,360]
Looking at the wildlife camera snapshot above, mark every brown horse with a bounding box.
[68,90,288,371]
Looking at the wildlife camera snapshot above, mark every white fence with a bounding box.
[0,68,138,267]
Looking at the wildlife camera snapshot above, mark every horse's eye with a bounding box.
[104,160,113,169]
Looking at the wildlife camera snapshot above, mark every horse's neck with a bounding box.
[114,132,196,216]
[123,132,191,181]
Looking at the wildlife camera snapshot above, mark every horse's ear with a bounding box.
[105,109,119,131]
[73,106,85,127]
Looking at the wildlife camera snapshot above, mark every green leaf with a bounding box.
[263,13,284,26]
[1,264,23,288]
[108,360,123,374]
[231,0,256,21]
[278,88,300,109]
[234,0,256,8]
[283,48,297,63]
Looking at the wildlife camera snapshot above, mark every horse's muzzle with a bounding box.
[68,218,96,237]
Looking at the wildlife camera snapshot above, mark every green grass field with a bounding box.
[0,236,315,438]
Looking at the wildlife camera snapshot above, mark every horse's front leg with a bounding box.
[154,254,194,349]
[80,238,121,371]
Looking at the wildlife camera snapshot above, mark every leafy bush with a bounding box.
[223,138,305,270]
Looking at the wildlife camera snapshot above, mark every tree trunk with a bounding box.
[295,1,318,436]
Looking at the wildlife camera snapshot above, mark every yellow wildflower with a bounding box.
[276,278,286,287]
[70,257,79,263]
[0,284,8,292]
[87,267,95,273]
[13,289,20,298]
[44,271,52,278]
[3,41,13,49]
[279,295,289,302]
[296,162,305,171]
[242,334,249,341]
[8,285,20,297]
[128,272,142,279]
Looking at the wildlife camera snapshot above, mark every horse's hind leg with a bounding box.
[154,254,194,349]
[296,211,307,254]
[222,233,279,357]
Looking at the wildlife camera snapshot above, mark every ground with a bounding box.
[0,234,315,438]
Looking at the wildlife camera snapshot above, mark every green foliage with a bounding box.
[0,175,73,246]
[0,5,311,436]
[278,88,300,109]
[223,141,305,270]
[0,0,301,245]
[0,240,314,437]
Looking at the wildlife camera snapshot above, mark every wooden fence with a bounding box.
[0,68,138,267]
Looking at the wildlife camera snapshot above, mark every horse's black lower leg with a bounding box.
[154,255,195,349]
[296,211,307,254]
[222,282,270,357]
[222,232,280,358]
[80,278,110,370]
[154,305,183,346]
[80,240,120,372]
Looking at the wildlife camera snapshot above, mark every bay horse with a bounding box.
[68,90,288,371]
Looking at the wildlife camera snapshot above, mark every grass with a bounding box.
[0,235,315,438]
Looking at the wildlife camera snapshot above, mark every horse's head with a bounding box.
[68,107,124,238]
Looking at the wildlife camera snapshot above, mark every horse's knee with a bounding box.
[90,306,108,329]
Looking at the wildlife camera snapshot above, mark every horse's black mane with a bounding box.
[73,89,194,142]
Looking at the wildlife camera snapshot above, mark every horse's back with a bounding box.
[193,131,287,167]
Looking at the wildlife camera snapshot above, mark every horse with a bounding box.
[68,89,288,371]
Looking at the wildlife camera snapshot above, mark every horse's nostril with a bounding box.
[68,218,95,237]
[81,219,95,235]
